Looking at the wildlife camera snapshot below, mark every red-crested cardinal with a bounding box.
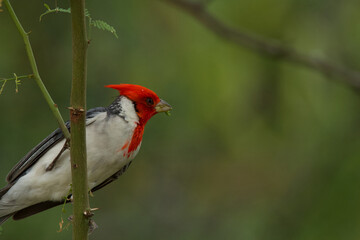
[0,84,172,225]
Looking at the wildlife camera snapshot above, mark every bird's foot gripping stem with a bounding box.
[66,207,99,235]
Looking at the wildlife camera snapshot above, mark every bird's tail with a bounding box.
[0,184,17,225]
[0,202,17,225]
[0,184,68,225]
[0,200,66,225]
[0,214,13,226]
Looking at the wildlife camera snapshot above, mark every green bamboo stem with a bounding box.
[3,0,70,140]
[69,0,90,239]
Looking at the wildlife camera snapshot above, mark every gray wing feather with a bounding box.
[5,107,107,184]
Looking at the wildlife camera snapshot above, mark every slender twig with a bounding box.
[0,74,34,82]
[3,0,71,140]
[70,0,91,238]
[39,7,70,22]
[46,139,70,171]
[164,0,360,90]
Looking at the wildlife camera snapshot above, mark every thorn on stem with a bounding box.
[68,107,85,115]
[83,209,94,218]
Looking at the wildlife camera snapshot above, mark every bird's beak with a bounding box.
[155,99,172,113]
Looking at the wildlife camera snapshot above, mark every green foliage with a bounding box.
[14,73,21,93]
[0,74,32,95]
[90,20,118,38]
[61,184,72,214]
[39,4,70,21]
[0,79,7,95]
[40,4,118,39]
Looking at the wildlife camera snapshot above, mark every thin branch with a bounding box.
[46,139,69,171]
[0,74,34,82]
[0,73,31,94]
[164,0,360,90]
[39,6,71,22]
[3,0,71,139]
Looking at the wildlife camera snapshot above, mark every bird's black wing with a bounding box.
[5,107,108,184]
[6,126,67,184]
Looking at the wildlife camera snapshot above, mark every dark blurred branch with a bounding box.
[164,0,360,90]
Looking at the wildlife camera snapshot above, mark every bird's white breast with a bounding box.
[86,111,138,188]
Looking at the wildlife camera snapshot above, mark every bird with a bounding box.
[0,84,172,225]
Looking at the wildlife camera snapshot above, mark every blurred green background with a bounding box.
[1,0,360,239]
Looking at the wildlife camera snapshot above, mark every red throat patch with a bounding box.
[127,124,144,156]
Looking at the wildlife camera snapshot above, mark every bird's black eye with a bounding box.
[146,97,154,106]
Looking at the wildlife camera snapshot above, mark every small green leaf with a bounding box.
[39,6,70,22]
[44,3,51,11]
[91,19,118,38]
[61,184,72,213]
[85,8,91,18]
[39,5,118,39]
[13,73,21,93]
[56,8,71,14]
[165,111,171,116]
